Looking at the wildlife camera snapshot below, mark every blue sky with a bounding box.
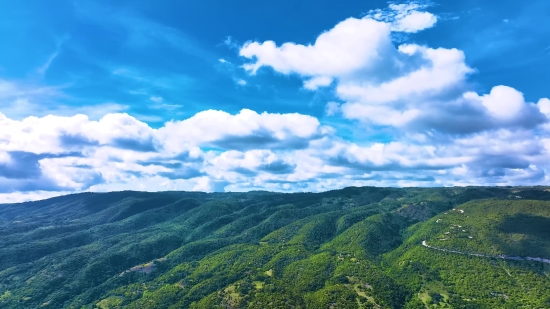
[0,0,549,202]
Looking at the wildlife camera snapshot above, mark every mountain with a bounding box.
[0,187,549,308]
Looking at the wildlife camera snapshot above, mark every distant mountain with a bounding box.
[1,187,549,308]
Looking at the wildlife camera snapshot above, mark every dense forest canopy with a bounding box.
[1,186,549,308]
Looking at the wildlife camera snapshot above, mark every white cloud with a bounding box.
[392,10,437,33]
[0,112,154,154]
[337,45,473,105]
[467,86,525,119]
[240,17,392,77]
[367,3,438,33]
[157,108,329,153]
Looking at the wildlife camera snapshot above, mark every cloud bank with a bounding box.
[0,104,548,203]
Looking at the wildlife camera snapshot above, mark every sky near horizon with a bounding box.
[0,0,549,202]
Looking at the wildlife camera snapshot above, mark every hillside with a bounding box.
[0,187,549,308]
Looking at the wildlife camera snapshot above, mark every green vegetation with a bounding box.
[0,187,549,308]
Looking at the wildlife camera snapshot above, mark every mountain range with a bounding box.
[1,186,549,308]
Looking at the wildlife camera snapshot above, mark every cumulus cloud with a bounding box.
[240,17,392,79]
[157,109,331,153]
[238,13,474,129]
[0,107,548,202]
[0,110,331,201]
[239,6,549,136]
[0,112,156,154]
[470,86,527,119]
[337,44,472,104]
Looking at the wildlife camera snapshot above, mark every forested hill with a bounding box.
[1,186,550,308]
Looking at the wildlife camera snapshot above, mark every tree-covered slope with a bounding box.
[385,198,550,308]
[0,187,549,308]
